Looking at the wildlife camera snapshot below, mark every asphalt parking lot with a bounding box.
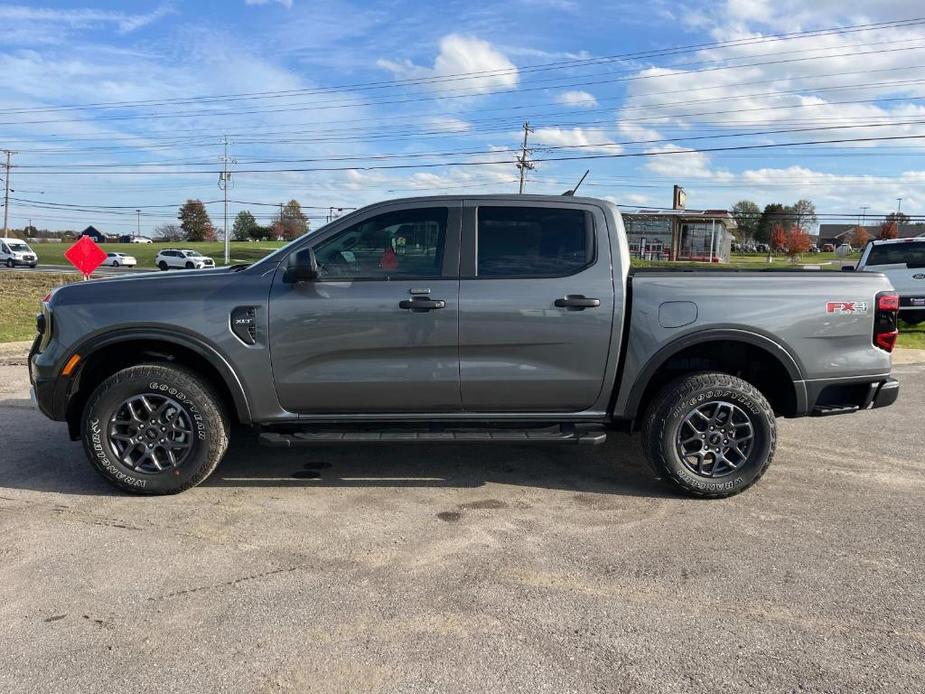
[0,363,923,693]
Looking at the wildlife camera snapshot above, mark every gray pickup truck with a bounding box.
[30,195,900,497]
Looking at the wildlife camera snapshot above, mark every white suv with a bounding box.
[155,248,216,271]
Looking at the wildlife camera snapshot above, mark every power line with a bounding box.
[3,17,922,117]
[8,132,925,177]
[11,118,925,171]
[6,39,925,128]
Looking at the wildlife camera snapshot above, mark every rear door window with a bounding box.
[476,206,593,278]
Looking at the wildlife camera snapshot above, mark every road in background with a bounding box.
[0,263,146,275]
[0,363,922,692]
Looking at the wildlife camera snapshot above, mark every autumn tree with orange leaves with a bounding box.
[851,226,870,248]
[879,220,898,240]
[771,224,788,252]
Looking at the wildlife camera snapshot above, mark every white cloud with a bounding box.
[533,127,622,154]
[377,34,518,95]
[616,13,925,147]
[0,4,176,34]
[557,90,598,108]
[245,0,293,8]
[643,144,729,179]
[423,116,472,133]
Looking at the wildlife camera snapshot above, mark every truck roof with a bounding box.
[357,193,612,207]
[868,237,925,245]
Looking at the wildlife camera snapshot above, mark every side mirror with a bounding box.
[283,247,318,283]
[841,265,856,272]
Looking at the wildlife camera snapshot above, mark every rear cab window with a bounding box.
[475,206,594,278]
[865,241,925,266]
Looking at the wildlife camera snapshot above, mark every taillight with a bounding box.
[874,291,899,352]
[878,293,900,312]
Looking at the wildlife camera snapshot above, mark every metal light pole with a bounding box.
[135,209,140,239]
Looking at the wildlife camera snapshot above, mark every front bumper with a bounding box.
[7,257,36,266]
[29,335,70,421]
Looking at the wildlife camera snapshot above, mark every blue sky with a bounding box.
[1,0,923,234]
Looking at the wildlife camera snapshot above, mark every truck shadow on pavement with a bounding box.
[204,430,673,499]
[0,410,671,498]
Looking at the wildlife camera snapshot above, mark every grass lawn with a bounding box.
[0,271,82,342]
[898,320,925,350]
[27,241,286,270]
[635,252,859,271]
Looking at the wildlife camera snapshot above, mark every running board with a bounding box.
[812,404,860,417]
[259,424,607,447]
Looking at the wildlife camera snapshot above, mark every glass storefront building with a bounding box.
[623,210,735,263]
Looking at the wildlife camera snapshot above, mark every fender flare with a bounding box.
[622,328,807,419]
[69,327,252,423]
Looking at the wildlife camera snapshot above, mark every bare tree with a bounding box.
[155,223,184,242]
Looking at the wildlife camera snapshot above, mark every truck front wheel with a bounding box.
[641,372,776,498]
[80,363,229,495]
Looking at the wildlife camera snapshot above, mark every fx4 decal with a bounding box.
[826,301,869,315]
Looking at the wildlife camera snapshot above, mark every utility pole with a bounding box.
[218,136,236,265]
[135,209,141,239]
[516,121,534,194]
[858,206,869,230]
[2,150,15,235]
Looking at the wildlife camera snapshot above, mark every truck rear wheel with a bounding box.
[81,363,229,495]
[641,372,776,498]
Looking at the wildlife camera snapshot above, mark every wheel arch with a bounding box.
[64,329,251,438]
[622,329,807,422]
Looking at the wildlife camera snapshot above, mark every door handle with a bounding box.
[399,297,446,311]
[555,295,600,310]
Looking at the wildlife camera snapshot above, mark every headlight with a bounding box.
[37,302,53,352]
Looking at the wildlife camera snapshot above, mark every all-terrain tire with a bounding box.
[641,372,776,499]
[81,363,229,495]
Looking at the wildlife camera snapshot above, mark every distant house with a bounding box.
[818,223,925,247]
[79,225,106,243]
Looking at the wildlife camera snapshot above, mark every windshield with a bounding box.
[8,242,30,252]
[185,250,202,257]
[866,241,925,266]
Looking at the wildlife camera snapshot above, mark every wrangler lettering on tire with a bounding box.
[641,372,777,499]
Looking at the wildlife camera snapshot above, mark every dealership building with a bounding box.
[622,208,737,263]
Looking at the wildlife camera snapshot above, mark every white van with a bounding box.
[0,237,38,268]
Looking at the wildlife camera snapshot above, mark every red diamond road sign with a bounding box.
[64,235,108,277]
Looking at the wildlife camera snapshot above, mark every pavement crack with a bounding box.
[149,565,302,601]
